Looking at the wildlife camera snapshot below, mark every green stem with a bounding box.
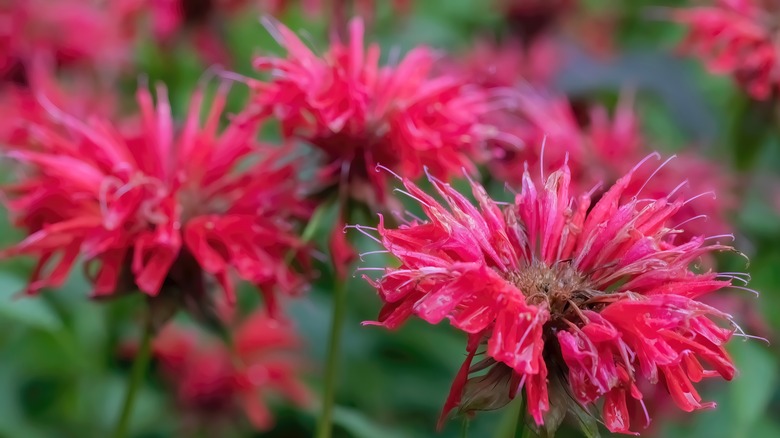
[517,396,530,438]
[285,200,331,266]
[461,417,470,438]
[112,319,153,438]
[499,395,526,438]
[314,278,348,438]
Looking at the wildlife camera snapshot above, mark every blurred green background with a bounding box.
[1,0,780,437]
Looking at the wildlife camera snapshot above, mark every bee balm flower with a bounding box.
[2,82,308,317]
[153,310,311,430]
[360,159,744,435]
[671,0,780,100]
[250,17,492,208]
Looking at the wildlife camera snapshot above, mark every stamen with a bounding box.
[344,224,382,244]
[393,188,433,208]
[375,164,402,181]
[667,180,690,199]
[636,154,676,197]
[673,214,708,230]
[703,233,735,242]
[629,152,661,175]
[683,191,716,206]
[728,285,759,297]
[358,250,390,261]
[539,135,548,182]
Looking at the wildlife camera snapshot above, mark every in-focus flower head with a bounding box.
[153,310,311,430]
[250,17,493,208]
[2,80,309,318]
[359,157,747,435]
[670,0,780,99]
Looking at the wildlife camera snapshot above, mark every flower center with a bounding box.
[507,261,593,319]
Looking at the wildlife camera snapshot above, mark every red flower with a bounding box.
[671,0,780,99]
[443,38,559,90]
[0,60,118,146]
[360,161,744,435]
[153,310,311,430]
[2,81,308,316]
[489,88,736,241]
[263,0,411,19]
[250,17,492,207]
[0,0,141,82]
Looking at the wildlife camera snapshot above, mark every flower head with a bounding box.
[250,17,492,207]
[443,38,559,90]
[360,160,744,435]
[153,310,311,430]
[0,0,141,83]
[489,88,735,241]
[2,81,308,316]
[671,0,780,99]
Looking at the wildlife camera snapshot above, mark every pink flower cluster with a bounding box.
[672,0,780,99]
[153,310,311,430]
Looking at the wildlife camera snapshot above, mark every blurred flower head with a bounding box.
[153,310,311,430]
[671,0,780,100]
[1,80,309,318]
[488,88,736,242]
[360,160,744,435]
[442,37,559,90]
[0,0,142,83]
[250,17,494,208]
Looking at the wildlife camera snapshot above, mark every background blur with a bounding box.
[1,0,780,437]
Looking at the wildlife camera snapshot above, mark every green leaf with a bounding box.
[332,406,410,438]
[729,341,777,430]
[0,273,61,332]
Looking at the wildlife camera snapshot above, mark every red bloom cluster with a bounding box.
[0,0,141,82]
[672,0,780,99]
[264,0,411,18]
[488,89,735,241]
[250,18,492,206]
[362,161,740,434]
[153,311,311,430]
[2,82,308,313]
[443,38,559,90]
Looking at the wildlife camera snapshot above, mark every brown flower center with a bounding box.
[507,261,593,320]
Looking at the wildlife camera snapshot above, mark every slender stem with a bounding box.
[497,395,526,438]
[516,396,529,438]
[461,417,470,438]
[284,201,330,267]
[112,318,153,438]
[314,277,349,438]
